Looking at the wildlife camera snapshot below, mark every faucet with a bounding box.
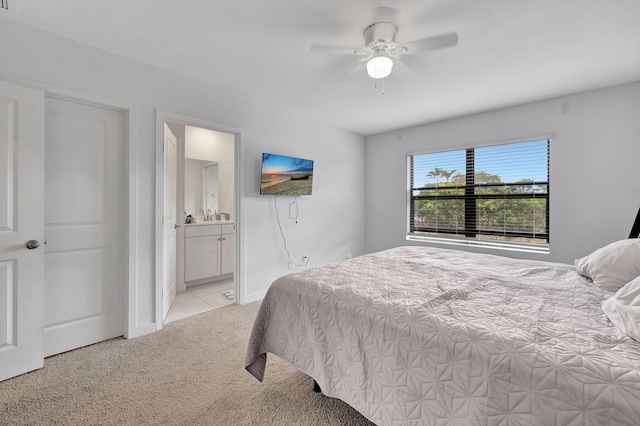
[206,208,212,221]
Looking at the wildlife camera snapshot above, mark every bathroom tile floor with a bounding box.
[164,278,235,324]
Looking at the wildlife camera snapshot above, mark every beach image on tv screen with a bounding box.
[260,153,313,195]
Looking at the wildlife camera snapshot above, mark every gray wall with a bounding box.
[0,18,365,334]
[365,82,640,264]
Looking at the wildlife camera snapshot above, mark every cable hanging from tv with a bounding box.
[274,195,310,268]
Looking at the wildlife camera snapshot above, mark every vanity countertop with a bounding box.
[185,220,233,226]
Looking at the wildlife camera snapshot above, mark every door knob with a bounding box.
[25,240,40,250]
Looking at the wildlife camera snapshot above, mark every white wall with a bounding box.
[365,82,640,264]
[241,116,366,301]
[184,126,234,163]
[0,18,365,334]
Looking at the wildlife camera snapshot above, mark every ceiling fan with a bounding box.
[311,22,458,79]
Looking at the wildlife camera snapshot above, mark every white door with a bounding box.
[0,81,45,381]
[163,123,177,319]
[43,97,125,357]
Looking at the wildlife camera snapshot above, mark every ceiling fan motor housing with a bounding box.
[364,22,398,53]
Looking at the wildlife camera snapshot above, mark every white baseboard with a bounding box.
[240,290,266,304]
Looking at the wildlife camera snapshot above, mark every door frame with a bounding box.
[154,110,242,330]
[0,73,139,338]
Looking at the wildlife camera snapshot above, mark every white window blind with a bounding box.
[408,139,549,251]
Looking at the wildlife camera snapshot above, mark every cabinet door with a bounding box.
[220,233,235,275]
[185,236,221,282]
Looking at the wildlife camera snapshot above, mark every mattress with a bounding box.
[245,246,640,425]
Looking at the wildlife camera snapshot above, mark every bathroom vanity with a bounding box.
[184,221,235,284]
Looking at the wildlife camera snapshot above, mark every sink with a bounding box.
[185,214,232,225]
[185,216,233,226]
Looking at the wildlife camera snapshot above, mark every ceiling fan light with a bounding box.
[366,55,393,79]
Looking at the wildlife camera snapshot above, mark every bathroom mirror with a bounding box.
[184,159,217,216]
[204,163,219,214]
[183,125,235,220]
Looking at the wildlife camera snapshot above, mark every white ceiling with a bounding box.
[9,0,640,136]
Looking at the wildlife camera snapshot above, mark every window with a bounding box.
[407,139,549,252]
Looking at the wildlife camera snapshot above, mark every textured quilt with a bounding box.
[245,246,640,425]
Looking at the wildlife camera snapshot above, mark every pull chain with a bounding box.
[374,77,386,95]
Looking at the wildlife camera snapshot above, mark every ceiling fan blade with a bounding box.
[394,57,415,75]
[310,44,369,56]
[397,32,458,56]
[337,57,368,81]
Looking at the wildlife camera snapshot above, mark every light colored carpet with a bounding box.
[0,301,374,426]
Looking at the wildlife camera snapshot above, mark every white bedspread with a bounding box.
[245,246,640,425]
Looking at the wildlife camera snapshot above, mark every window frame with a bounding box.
[406,137,550,254]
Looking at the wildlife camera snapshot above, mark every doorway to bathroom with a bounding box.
[155,112,240,327]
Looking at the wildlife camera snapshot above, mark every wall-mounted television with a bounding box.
[260,152,314,196]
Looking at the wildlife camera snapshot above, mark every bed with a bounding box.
[245,243,640,425]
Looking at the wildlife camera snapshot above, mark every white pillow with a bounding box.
[574,239,640,291]
[602,275,640,343]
